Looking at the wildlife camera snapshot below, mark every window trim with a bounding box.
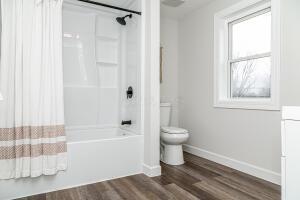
[214,0,280,110]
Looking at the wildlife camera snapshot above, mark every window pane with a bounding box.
[231,57,271,98]
[231,10,271,59]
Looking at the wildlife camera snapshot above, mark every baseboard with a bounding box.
[143,164,161,177]
[183,144,281,185]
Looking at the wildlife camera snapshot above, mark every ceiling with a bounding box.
[66,0,139,14]
[71,0,213,19]
[89,0,132,7]
[161,0,214,19]
[74,0,135,9]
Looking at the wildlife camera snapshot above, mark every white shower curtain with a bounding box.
[0,0,67,179]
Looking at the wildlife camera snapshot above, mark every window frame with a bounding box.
[214,0,280,110]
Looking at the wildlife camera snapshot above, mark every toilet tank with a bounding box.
[160,103,171,127]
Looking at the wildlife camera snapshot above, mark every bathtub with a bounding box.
[67,128,137,142]
[0,128,144,200]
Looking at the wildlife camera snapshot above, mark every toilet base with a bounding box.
[161,143,184,165]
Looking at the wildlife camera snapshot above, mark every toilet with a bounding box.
[160,103,189,165]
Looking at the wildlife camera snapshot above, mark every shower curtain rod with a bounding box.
[76,0,142,15]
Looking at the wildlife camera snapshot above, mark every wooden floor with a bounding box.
[18,152,280,200]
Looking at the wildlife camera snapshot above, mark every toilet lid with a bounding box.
[161,126,188,134]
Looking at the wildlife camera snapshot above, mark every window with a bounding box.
[214,0,280,110]
[230,9,271,98]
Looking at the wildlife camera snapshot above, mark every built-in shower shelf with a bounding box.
[96,61,118,66]
[64,85,98,88]
[100,87,118,89]
[96,35,119,41]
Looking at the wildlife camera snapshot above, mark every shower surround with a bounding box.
[0,0,143,199]
[63,2,141,133]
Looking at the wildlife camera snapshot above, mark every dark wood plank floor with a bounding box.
[18,152,280,200]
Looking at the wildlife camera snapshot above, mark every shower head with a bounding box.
[116,14,132,26]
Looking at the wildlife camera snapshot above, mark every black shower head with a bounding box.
[116,14,132,26]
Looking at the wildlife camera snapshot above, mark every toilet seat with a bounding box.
[161,126,188,134]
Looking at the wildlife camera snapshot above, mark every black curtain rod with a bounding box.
[77,0,142,15]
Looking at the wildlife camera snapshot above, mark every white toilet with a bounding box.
[160,103,189,165]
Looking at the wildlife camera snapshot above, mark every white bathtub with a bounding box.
[0,128,144,200]
[67,128,136,143]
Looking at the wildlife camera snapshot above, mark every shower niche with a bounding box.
[63,1,141,134]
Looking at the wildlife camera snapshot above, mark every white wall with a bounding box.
[176,0,300,184]
[281,0,300,105]
[142,0,161,177]
[160,18,179,126]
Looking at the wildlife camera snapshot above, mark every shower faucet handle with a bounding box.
[126,86,133,99]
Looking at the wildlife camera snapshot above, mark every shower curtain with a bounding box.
[0,0,67,179]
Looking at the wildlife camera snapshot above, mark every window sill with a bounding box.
[214,99,280,111]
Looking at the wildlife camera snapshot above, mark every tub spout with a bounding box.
[121,120,132,125]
